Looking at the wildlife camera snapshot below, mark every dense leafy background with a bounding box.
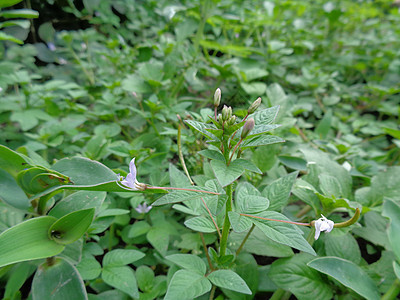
[0,0,400,299]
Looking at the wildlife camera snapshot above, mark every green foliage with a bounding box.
[0,0,400,298]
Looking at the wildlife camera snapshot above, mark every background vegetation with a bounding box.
[0,0,399,299]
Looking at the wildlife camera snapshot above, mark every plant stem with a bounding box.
[219,183,233,256]
[236,224,255,256]
[382,279,400,300]
[201,197,221,238]
[148,186,220,195]
[270,289,291,300]
[177,124,194,185]
[199,233,214,271]
[209,285,217,300]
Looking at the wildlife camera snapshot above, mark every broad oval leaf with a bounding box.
[102,265,139,299]
[382,198,400,261]
[210,159,245,187]
[184,216,216,233]
[0,217,64,268]
[32,257,87,300]
[166,254,207,275]
[207,269,252,295]
[308,257,380,300]
[0,169,30,209]
[103,249,145,267]
[269,253,332,300]
[164,269,211,300]
[244,211,316,255]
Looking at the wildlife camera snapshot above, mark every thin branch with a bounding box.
[239,213,311,226]
[148,186,220,195]
[199,232,215,271]
[177,123,194,185]
[201,197,221,238]
[235,224,255,256]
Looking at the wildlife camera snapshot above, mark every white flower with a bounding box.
[121,158,142,190]
[135,202,152,214]
[314,214,334,240]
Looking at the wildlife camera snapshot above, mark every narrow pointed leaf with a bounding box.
[0,217,64,268]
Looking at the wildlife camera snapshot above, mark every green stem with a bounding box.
[219,183,233,256]
[209,285,217,300]
[270,289,291,300]
[194,0,212,54]
[382,279,400,300]
[199,233,214,271]
[236,224,255,256]
[178,124,194,185]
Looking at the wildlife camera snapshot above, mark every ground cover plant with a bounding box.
[0,0,400,299]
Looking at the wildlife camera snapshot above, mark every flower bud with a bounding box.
[214,88,221,107]
[241,118,255,139]
[227,115,237,126]
[248,97,262,114]
[222,105,232,121]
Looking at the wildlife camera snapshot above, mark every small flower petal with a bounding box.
[314,215,334,240]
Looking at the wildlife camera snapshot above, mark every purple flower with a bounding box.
[135,202,152,214]
[314,215,334,240]
[120,158,146,191]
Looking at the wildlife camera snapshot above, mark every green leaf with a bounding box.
[164,269,211,300]
[184,216,216,233]
[394,261,400,280]
[236,182,269,213]
[4,262,35,299]
[210,159,245,187]
[0,0,23,9]
[249,106,280,125]
[49,191,106,218]
[278,155,307,171]
[301,148,352,199]
[76,257,102,280]
[185,120,218,141]
[52,157,118,185]
[102,265,139,299]
[136,265,155,293]
[240,82,267,95]
[0,31,23,44]
[229,227,294,257]
[128,221,151,238]
[121,74,151,93]
[269,253,332,300]
[198,149,225,162]
[315,109,332,139]
[103,249,145,267]
[208,269,252,295]
[0,9,39,18]
[0,217,64,268]
[244,211,316,255]
[0,145,27,177]
[0,169,30,209]
[152,186,218,206]
[233,158,263,174]
[241,135,285,149]
[147,227,169,256]
[308,257,380,300]
[319,173,343,198]
[166,254,207,275]
[324,233,361,264]
[382,198,400,261]
[169,163,191,188]
[32,258,87,300]
[262,171,298,211]
[49,209,95,245]
[228,211,253,232]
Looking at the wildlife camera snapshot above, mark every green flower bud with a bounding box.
[248,97,262,114]
[222,105,232,121]
[227,115,237,126]
[218,114,224,125]
[214,88,221,107]
[241,118,255,139]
